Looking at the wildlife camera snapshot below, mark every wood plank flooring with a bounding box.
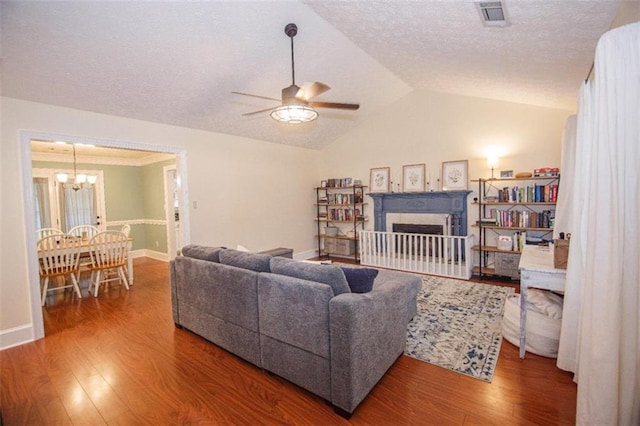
[1,257,576,425]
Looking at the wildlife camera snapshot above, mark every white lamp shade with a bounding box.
[87,175,98,184]
[270,105,318,124]
[487,156,499,168]
[75,174,87,184]
[56,173,68,183]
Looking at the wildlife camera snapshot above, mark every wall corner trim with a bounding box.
[0,324,36,351]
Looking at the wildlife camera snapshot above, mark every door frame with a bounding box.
[163,165,183,261]
[20,130,190,340]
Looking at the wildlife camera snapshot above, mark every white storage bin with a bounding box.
[324,239,355,255]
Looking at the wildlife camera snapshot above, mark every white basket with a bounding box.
[325,226,339,237]
[497,236,512,251]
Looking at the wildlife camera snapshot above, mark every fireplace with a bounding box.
[392,223,444,256]
[392,223,443,235]
[368,191,472,236]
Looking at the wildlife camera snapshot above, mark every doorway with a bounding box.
[21,130,190,340]
[32,168,106,232]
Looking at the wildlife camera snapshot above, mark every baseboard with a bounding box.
[293,249,318,261]
[130,249,168,262]
[0,324,35,351]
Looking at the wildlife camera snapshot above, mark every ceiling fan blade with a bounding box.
[296,82,331,101]
[232,91,281,102]
[242,107,277,116]
[309,101,360,110]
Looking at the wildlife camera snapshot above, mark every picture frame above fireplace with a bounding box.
[402,163,425,192]
[442,160,468,191]
[369,167,390,193]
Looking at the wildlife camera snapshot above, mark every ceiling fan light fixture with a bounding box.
[270,105,318,124]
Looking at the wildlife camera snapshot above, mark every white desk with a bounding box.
[518,245,566,358]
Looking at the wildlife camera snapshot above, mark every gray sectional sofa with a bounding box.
[170,245,422,417]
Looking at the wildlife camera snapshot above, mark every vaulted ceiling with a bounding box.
[1,1,622,149]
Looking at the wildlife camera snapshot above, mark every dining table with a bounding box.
[37,236,135,284]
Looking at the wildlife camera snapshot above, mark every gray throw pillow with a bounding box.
[181,245,224,263]
[219,249,271,272]
[269,257,351,296]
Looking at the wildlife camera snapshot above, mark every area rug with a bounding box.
[405,275,514,382]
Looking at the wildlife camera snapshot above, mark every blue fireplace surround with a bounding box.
[368,191,472,236]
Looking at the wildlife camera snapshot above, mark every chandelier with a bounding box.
[55,144,97,191]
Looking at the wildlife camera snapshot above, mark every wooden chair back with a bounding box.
[36,228,63,241]
[88,231,129,270]
[68,225,100,240]
[120,224,131,237]
[37,235,82,278]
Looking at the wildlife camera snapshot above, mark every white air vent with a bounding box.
[475,1,510,27]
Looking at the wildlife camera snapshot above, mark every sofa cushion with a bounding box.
[341,267,379,293]
[270,257,350,296]
[181,245,224,263]
[219,249,271,272]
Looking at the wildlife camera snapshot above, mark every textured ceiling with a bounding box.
[1,1,621,150]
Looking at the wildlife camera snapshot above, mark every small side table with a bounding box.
[518,245,567,358]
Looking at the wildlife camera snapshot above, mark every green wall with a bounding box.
[32,158,175,254]
[141,159,176,253]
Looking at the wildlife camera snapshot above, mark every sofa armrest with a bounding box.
[329,275,421,414]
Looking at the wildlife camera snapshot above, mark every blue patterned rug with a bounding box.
[405,276,513,382]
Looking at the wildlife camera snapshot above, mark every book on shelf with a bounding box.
[487,208,555,228]
[325,177,354,188]
[533,167,560,177]
[497,184,559,203]
[476,217,497,225]
[327,193,358,205]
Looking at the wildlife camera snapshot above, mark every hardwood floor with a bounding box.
[1,258,576,425]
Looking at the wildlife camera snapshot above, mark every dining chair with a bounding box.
[87,231,130,297]
[119,224,132,279]
[68,224,100,240]
[120,224,131,237]
[68,225,100,277]
[36,227,63,241]
[37,234,83,306]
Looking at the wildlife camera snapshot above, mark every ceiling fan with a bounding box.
[232,23,360,124]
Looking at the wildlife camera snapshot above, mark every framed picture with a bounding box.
[402,164,426,192]
[320,180,328,188]
[369,167,390,193]
[500,170,513,178]
[442,160,468,191]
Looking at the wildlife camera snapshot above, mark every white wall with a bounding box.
[0,90,573,348]
[0,97,319,347]
[318,90,572,237]
[610,1,640,29]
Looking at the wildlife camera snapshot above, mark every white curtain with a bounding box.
[59,183,96,232]
[553,114,577,240]
[557,84,594,374]
[557,22,639,425]
[33,177,51,229]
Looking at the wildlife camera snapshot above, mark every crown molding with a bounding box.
[31,151,175,166]
[106,219,167,226]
